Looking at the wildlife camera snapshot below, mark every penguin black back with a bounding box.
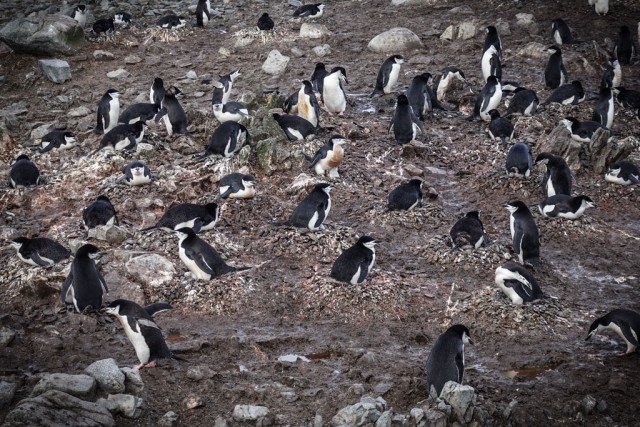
[83,195,118,230]
[503,200,540,267]
[405,73,432,121]
[9,155,40,188]
[387,179,423,211]
[425,324,473,397]
[330,236,377,284]
[449,211,487,249]
[257,12,274,31]
[61,243,108,313]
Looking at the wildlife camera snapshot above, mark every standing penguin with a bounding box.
[141,202,220,232]
[538,194,596,219]
[257,13,274,31]
[103,299,178,370]
[614,26,636,65]
[83,195,118,230]
[10,236,71,267]
[39,130,77,153]
[481,44,502,83]
[389,94,425,144]
[487,109,514,147]
[201,121,248,158]
[469,75,502,121]
[601,58,622,89]
[93,89,120,134]
[586,309,640,355]
[560,117,606,143]
[371,55,404,97]
[120,161,153,186]
[297,80,321,128]
[483,26,503,62]
[211,70,240,104]
[504,88,539,116]
[322,67,348,115]
[175,227,240,280]
[605,160,640,185]
[9,155,40,188]
[150,77,165,106]
[283,183,332,230]
[406,73,432,121]
[588,0,609,16]
[494,262,544,305]
[505,142,533,178]
[155,86,189,136]
[387,179,423,211]
[424,324,473,397]
[503,200,540,268]
[330,236,377,285]
[219,173,256,199]
[311,62,328,98]
[272,113,316,141]
[592,87,614,129]
[308,135,347,178]
[551,18,572,45]
[436,67,466,104]
[195,0,211,27]
[542,80,585,106]
[535,152,573,197]
[449,211,487,250]
[71,4,87,27]
[61,244,108,313]
[292,3,325,19]
[544,46,568,89]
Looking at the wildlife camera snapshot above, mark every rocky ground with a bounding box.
[1,0,640,426]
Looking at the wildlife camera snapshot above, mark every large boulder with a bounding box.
[0,15,86,56]
[368,28,424,53]
[440,381,476,424]
[84,359,126,394]
[31,373,97,400]
[126,254,176,288]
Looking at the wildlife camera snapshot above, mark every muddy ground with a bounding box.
[1,0,639,425]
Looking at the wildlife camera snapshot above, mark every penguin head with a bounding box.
[204,203,221,220]
[153,77,164,87]
[576,195,597,209]
[417,72,433,84]
[130,121,146,133]
[560,117,578,131]
[14,154,31,162]
[408,179,423,189]
[242,175,256,188]
[357,236,377,250]
[301,80,314,93]
[546,45,561,55]
[314,183,332,194]
[608,58,620,68]
[534,151,555,165]
[465,210,481,220]
[502,200,528,213]
[448,324,473,345]
[330,135,347,146]
[229,69,241,82]
[488,109,501,120]
[396,94,409,106]
[96,195,113,205]
[127,161,147,176]
[391,55,405,64]
[76,244,101,259]
[9,236,28,248]
[102,299,144,317]
[486,75,499,85]
[571,80,583,90]
[76,5,86,13]
[64,131,76,142]
[330,67,348,84]
[175,227,197,238]
[486,25,497,35]
[314,62,326,72]
[585,318,607,341]
[212,103,223,113]
[316,3,326,12]
[166,86,183,97]
[619,25,630,36]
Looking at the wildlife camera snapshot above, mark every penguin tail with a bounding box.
[630,175,640,185]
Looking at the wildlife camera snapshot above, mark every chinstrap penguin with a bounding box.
[504,88,539,116]
[505,142,533,178]
[322,67,348,115]
[503,200,540,268]
[201,121,248,158]
[71,5,87,27]
[544,46,568,89]
[292,3,325,19]
[481,44,502,83]
[469,75,502,121]
[371,55,404,97]
[93,89,120,134]
[10,236,71,267]
[560,117,606,143]
[483,26,503,62]
[119,103,160,125]
[330,236,377,285]
[257,13,274,31]
[614,26,636,65]
[283,183,332,230]
[494,262,544,305]
[211,70,240,105]
[219,173,256,199]
[83,195,118,230]
[424,324,473,397]
[311,63,328,99]
[387,179,423,211]
[551,18,572,45]
[141,202,220,232]
[296,80,320,128]
[157,14,187,29]
[175,227,240,280]
[9,155,40,188]
[588,0,609,16]
[613,87,640,111]
[535,152,573,197]
[93,18,115,35]
[449,211,487,250]
[154,86,189,136]
[91,121,145,155]
[150,77,165,106]
[308,135,347,178]
[406,73,433,121]
[61,244,108,313]
[487,109,514,147]
[272,113,316,141]
[39,130,77,153]
[542,81,585,106]
[195,0,211,27]
[114,11,132,25]
[389,94,425,144]
[538,194,596,219]
[605,160,640,185]
[586,309,640,355]
[601,58,621,89]
[592,87,614,129]
[212,101,249,123]
[120,161,153,186]
[436,67,466,104]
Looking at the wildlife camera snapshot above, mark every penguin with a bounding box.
[257,12,274,31]
[212,102,249,123]
[469,75,502,121]
[211,70,240,105]
[436,67,466,104]
[389,94,425,145]
[601,58,622,89]
[71,4,87,27]
[292,3,325,19]
[9,155,40,188]
[310,62,328,99]
[614,26,636,65]
[39,130,77,153]
[560,117,606,143]
[93,89,120,135]
[500,81,521,96]
[157,14,187,29]
[535,152,572,197]
[201,121,248,158]
[308,135,347,178]
[150,77,165,106]
[297,80,320,128]
[487,109,514,147]
[503,200,540,268]
[113,11,132,25]
[103,299,179,370]
[504,88,539,116]
[284,183,332,230]
[10,236,71,267]
[60,244,108,313]
[483,25,503,62]
[154,86,189,136]
[481,44,502,83]
[120,161,152,186]
[449,211,487,250]
[406,73,432,121]
[93,18,114,35]
[538,194,596,219]
[551,18,572,45]
[83,195,118,230]
[505,142,533,178]
[592,87,615,129]
[542,80,585,106]
[588,0,609,16]
[544,46,568,89]
[387,179,423,211]
[424,324,473,398]
[586,309,640,355]
[219,173,256,199]
[272,113,316,141]
[141,202,220,232]
[494,262,544,305]
[330,236,377,285]
[605,160,640,185]
[118,103,160,125]
[91,121,145,154]
[614,87,640,111]
[195,0,211,27]
[371,55,404,97]
[175,227,238,280]
[322,67,348,115]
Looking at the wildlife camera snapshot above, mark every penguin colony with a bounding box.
[3,0,640,415]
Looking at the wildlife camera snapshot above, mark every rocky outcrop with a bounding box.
[0,15,86,56]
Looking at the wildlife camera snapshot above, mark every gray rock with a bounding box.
[299,23,332,39]
[87,225,130,245]
[516,13,535,25]
[261,50,289,76]
[330,396,383,426]
[348,383,366,396]
[32,373,97,400]
[4,389,114,427]
[313,414,323,427]
[99,394,143,418]
[93,50,114,60]
[158,411,179,427]
[410,407,424,424]
[38,59,71,84]
[185,70,197,79]
[214,416,228,427]
[183,394,205,410]
[368,27,424,53]
[120,367,144,394]
[440,381,475,423]
[233,405,269,421]
[312,44,331,57]
[516,42,547,60]
[457,21,477,40]
[29,123,55,141]
[84,359,126,394]
[581,395,597,415]
[424,408,447,427]
[375,410,393,427]
[107,69,130,80]
[124,55,141,64]
[68,106,91,117]
[125,254,176,288]
[0,15,86,56]
[440,25,455,41]
[290,47,305,57]
[186,365,215,381]
[0,381,17,409]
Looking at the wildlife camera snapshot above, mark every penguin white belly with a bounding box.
[368,252,376,274]
[114,137,133,151]
[474,235,484,249]
[437,76,452,102]
[162,114,174,136]
[174,219,199,230]
[606,323,637,353]
[61,136,77,150]
[350,266,362,285]
[323,79,346,113]
[149,88,155,105]
[562,96,575,105]
[17,253,39,267]
[385,65,401,94]
[229,187,255,199]
[178,245,211,280]
[120,318,151,364]
[523,102,536,115]
[287,128,304,141]
[219,185,230,196]
[558,204,587,220]
[107,99,120,133]
[509,214,515,239]
[604,170,629,185]
[553,31,562,45]
[546,179,556,197]
[128,173,151,186]
[606,98,614,129]
[135,129,145,144]
[481,50,492,81]
[308,211,321,230]
[480,87,502,121]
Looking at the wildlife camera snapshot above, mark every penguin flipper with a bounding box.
[61,272,73,304]
[455,351,464,383]
[219,188,234,199]
[144,302,173,317]
[512,225,524,259]
[29,251,52,267]
[154,108,168,122]
[619,322,640,347]
[308,152,323,168]
[185,248,216,276]
[629,174,640,185]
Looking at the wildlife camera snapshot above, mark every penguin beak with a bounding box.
[500,201,510,208]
